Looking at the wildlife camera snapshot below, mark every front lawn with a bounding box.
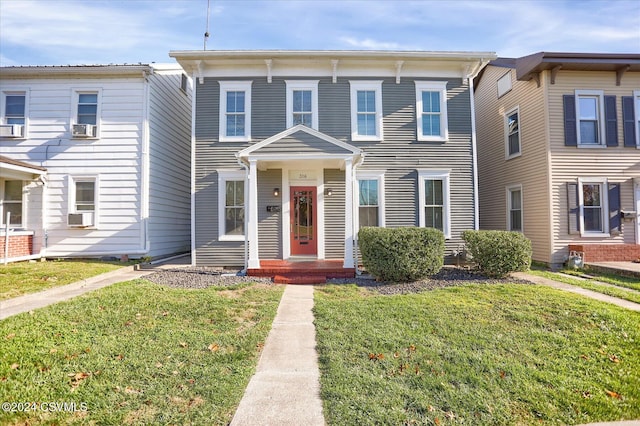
[0,279,283,425]
[314,284,640,425]
[528,269,640,305]
[0,259,132,300]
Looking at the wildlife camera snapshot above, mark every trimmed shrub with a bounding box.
[358,227,445,282]
[462,230,532,278]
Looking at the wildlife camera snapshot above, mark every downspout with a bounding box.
[468,59,489,230]
[190,70,197,266]
[39,174,48,258]
[236,156,250,274]
[139,68,152,257]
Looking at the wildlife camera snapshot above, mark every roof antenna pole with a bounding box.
[204,0,211,50]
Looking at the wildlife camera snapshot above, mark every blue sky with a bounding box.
[1,0,638,66]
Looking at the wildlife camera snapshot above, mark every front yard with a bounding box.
[0,279,283,425]
[314,284,640,425]
[0,259,133,300]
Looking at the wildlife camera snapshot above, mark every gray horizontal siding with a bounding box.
[194,75,475,266]
[258,169,282,259]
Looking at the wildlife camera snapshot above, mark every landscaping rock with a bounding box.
[144,268,272,289]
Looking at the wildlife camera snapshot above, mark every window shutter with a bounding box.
[608,183,621,235]
[604,95,618,147]
[563,95,577,146]
[622,96,637,147]
[566,182,580,234]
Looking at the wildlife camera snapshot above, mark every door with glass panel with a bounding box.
[290,186,317,256]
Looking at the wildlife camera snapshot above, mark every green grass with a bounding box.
[0,279,283,425]
[0,259,132,300]
[528,269,640,305]
[564,268,640,292]
[314,284,640,425]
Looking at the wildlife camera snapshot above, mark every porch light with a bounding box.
[325,188,333,196]
[273,188,280,197]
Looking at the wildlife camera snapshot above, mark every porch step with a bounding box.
[273,274,327,285]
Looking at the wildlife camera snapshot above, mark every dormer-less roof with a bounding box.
[0,155,46,180]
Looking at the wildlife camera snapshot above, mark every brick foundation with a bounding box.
[568,244,640,262]
[0,234,34,259]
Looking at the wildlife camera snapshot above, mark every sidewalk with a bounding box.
[230,285,325,426]
[513,272,640,312]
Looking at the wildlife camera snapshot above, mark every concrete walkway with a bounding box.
[513,272,640,312]
[230,285,325,426]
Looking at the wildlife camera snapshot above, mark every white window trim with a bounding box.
[1,89,29,139]
[70,88,102,139]
[349,80,384,141]
[506,184,523,232]
[634,90,640,149]
[417,169,451,239]
[415,81,448,142]
[504,106,521,159]
[217,169,247,241]
[577,177,609,237]
[575,90,606,148]
[219,81,252,142]
[285,80,319,130]
[68,175,100,229]
[0,180,25,228]
[355,170,386,229]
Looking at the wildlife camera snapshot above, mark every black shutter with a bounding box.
[604,96,618,147]
[563,95,577,146]
[567,182,580,234]
[608,183,621,235]
[622,96,636,147]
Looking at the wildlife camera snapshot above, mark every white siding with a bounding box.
[146,67,192,257]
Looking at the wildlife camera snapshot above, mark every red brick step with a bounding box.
[273,274,327,285]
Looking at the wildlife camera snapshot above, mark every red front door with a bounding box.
[290,186,317,256]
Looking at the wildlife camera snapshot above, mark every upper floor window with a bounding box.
[1,91,27,138]
[417,170,451,239]
[415,81,448,142]
[286,80,319,130]
[71,89,101,138]
[576,90,605,147]
[505,106,520,158]
[218,170,246,241]
[507,185,522,232]
[356,171,385,228]
[349,81,383,141]
[497,72,512,98]
[1,180,23,227]
[219,81,252,142]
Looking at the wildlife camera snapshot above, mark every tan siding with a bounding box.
[475,65,552,262]
[547,70,640,264]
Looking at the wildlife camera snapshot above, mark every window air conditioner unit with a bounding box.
[0,124,24,138]
[72,124,96,138]
[68,212,94,227]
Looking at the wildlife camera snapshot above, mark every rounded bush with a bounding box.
[358,227,445,282]
[462,230,532,278]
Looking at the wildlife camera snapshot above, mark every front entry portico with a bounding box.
[236,125,363,270]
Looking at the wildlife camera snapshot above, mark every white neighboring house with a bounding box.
[0,64,192,262]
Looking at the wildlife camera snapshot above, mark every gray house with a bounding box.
[170,50,496,276]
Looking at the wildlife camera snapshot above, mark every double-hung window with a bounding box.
[575,90,605,147]
[218,170,246,241]
[286,81,319,130]
[356,171,385,228]
[418,170,451,238]
[71,89,100,138]
[68,176,98,227]
[1,180,23,227]
[219,81,252,141]
[415,81,448,142]
[635,90,640,146]
[350,81,383,141]
[1,91,27,137]
[507,185,523,231]
[505,107,520,158]
[578,178,609,236]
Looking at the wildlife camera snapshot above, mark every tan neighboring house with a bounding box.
[474,52,640,267]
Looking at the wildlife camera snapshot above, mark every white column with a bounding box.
[248,159,260,269]
[343,158,354,268]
